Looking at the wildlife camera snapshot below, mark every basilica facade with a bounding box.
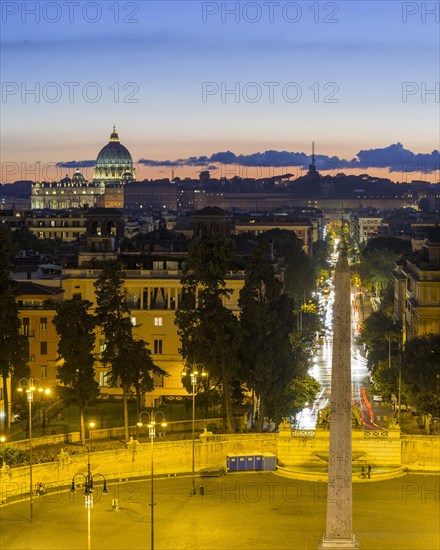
[31,127,135,210]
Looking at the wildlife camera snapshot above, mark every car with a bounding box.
[372,395,383,402]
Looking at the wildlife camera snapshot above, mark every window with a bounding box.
[154,317,163,326]
[73,293,82,300]
[99,372,108,387]
[41,365,47,378]
[154,339,163,354]
[153,373,164,387]
[22,318,30,336]
[40,342,48,355]
[40,317,47,331]
[99,339,106,356]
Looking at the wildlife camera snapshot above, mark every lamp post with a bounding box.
[137,410,167,550]
[182,363,207,496]
[88,420,96,444]
[71,450,108,550]
[17,378,50,521]
[0,436,5,467]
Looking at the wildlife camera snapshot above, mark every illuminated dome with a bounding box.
[93,126,135,184]
[72,170,86,184]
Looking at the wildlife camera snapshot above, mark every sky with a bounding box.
[1,0,439,183]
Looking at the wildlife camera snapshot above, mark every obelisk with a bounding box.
[319,239,359,549]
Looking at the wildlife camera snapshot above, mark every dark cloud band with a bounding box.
[57,143,439,173]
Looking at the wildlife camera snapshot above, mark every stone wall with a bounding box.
[0,434,277,501]
[401,435,440,471]
[1,431,438,503]
[278,428,402,469]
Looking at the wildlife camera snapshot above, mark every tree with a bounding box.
[125,337,167,416]
[401,334,440,416]
[238,239,310,429]
[358,248,399,299]
[94,261,136,442]
[358,311,400,372]
[0,226,29,433]
[10,226,63,256]
[175,236,240,433]
[94,261,163,441]
[286,373,321,418]
[263,229,315,303]
[363,237,412,256]
[53,299,99,445]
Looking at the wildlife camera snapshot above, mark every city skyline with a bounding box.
[1,1,439,183]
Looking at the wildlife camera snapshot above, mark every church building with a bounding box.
[31,127,135,210]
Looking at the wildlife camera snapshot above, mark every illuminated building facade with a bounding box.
[30,127,134,210]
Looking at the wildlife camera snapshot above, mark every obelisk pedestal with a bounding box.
[319,240,359,549]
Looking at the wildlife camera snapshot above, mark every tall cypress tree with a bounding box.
[94,261,134,442]
[94,261,164,441]
[175,235,239,433]
[238,238,307,429]
[0,226,28,433]
[53,299,99,445]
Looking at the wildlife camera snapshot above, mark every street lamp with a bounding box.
[182,363,207,495]
[17,378,51,521]
[70,450,108,550]
[0,436,5,467]
[88,420,96,444]
[137,410,167,550]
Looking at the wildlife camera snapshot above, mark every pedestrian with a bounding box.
[360,466,365,479]
[367,465,371,479]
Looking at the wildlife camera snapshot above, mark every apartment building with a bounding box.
[393,240,440,340]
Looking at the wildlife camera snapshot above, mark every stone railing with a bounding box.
[291,430,316,438]
[364,430,388,439]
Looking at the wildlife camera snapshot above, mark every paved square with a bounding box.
[1,472,439,549]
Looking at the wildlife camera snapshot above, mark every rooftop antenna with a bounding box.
[312,141,316,168]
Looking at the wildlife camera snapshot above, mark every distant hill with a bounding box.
[0,181,32,198]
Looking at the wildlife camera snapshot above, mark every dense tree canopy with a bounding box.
[238,238,318,427]
[175,236,240,433]
[53,299,99,445]
[94,261,162,441]
[358,310,400,371]
[352,248,398,299]
[261,229,316,303]
[401,334,440,416]
[362,236,412,256]
[0,226,29,433]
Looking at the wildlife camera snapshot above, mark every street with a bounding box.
[295,281,397,432]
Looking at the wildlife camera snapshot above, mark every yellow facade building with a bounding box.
[393,240,440,340]
[18,269,245,406]
[17,282,64,386]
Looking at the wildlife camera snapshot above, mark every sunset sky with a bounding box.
[1,1,439,183]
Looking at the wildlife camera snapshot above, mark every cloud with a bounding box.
[355,144,440,173]
[138,144,440,173]
[56,160,96,169]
